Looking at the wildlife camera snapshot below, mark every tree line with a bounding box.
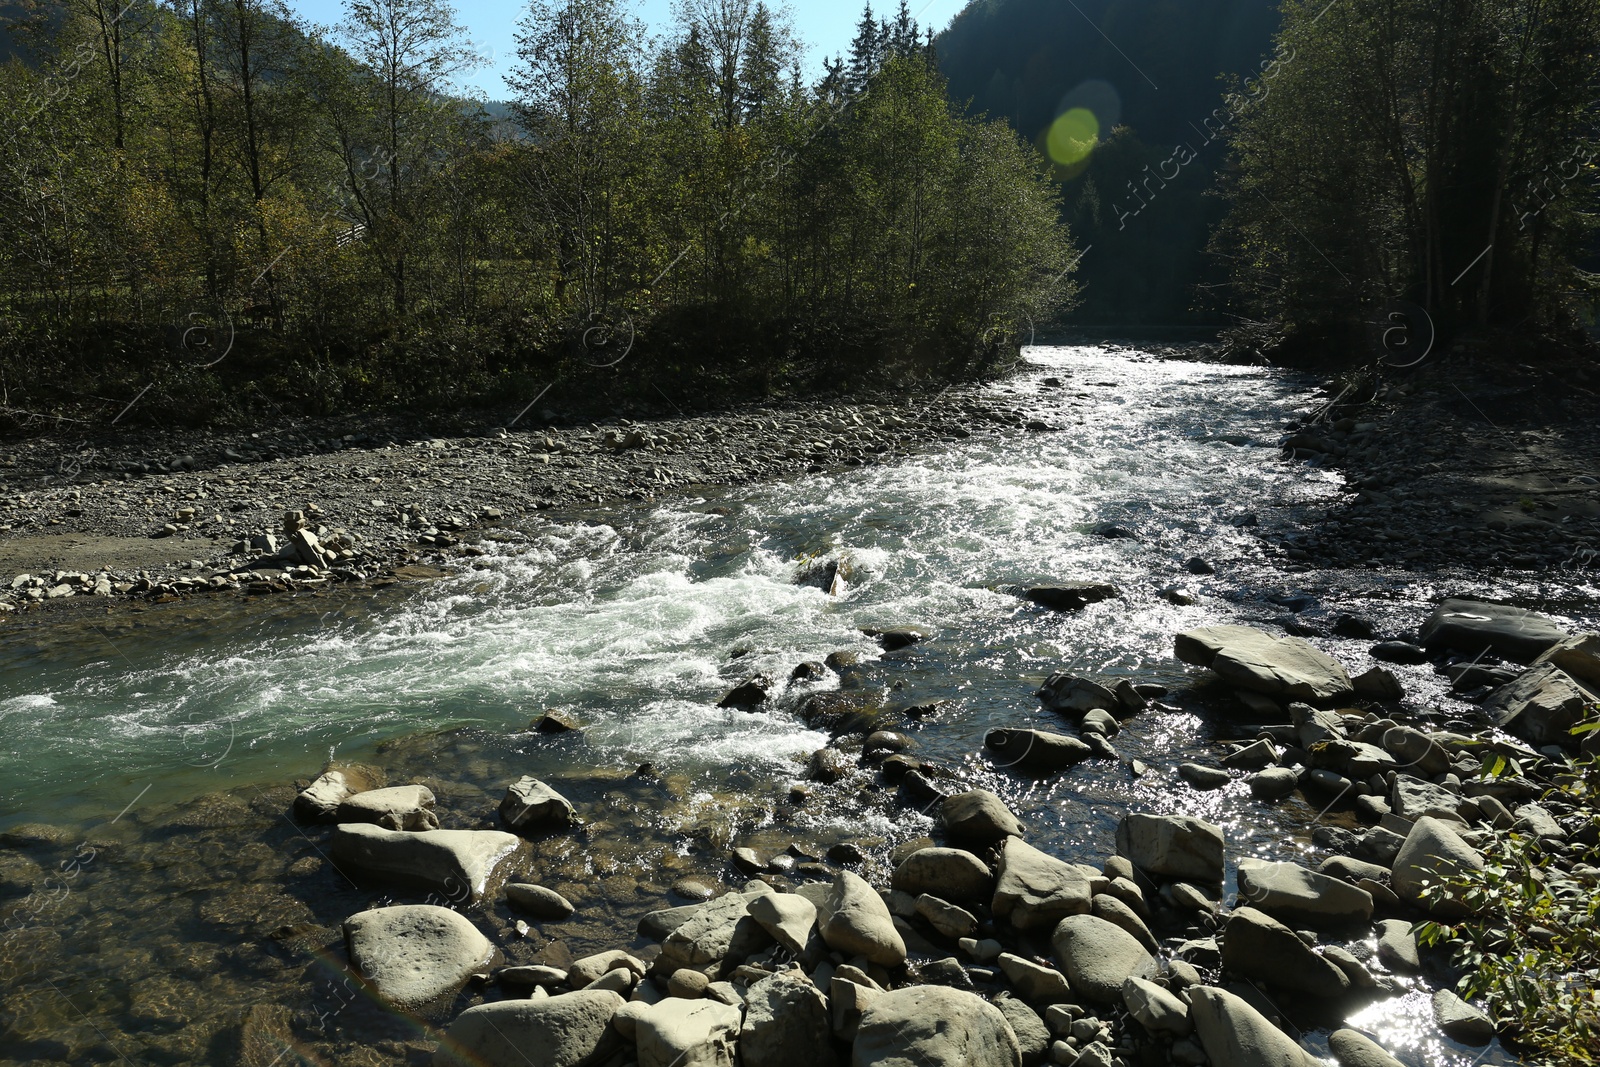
[0,0,1079,428]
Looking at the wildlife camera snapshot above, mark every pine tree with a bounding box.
[845,2,881,94]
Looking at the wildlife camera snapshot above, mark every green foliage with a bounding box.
[1213,0,1600,345]
[0,0,1077,427]
[1414,704,1600,1065]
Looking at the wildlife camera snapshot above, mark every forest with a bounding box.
[0,0,1077,427]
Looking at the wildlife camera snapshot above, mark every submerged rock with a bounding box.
[344,904,492,1012]
[498,776,576,834]
[1023,582,1119,612]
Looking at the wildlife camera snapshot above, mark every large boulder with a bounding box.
[1389,774,1466,820]
[1419,599,1569,663]
[344,905,493,1012]
[1391,817,1485,917]
[657,891,772,974]
[851,985,1022,1067]
[1236,859,1373,928]
[636,997,742,1067]
[329,824,521,902]
[1533,633,1600,688]
[1175,625,1353,703]
[1122,976,1192,1037]
[1189,986,1318,1067]
[940,790,1025,846]
[984,728,1092,773]
[1036,673,1121,714]
[293,763,384,822]
[991,837,1093,931]
[1115,813,1224,884]
[433,989,626,1067]
[891,848,994,904]
[498,776,576,834]
[1050,914,1157,1004]
[336,784,438,831]
[741,971,836,1067]
[991,994,1049,1067]
[1484,664,1599,747]
[747,893,817,955]
[820,870,906,966]
[1219,907,1350,999]
[1327,1029,1405,1067]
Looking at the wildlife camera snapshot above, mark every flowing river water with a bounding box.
[2,346,1595,1066]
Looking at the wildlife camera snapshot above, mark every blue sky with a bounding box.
[283,0,972,99]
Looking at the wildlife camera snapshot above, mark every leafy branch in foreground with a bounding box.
[1415,705,1600,1065]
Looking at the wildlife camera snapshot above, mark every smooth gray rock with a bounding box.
[892,847,993,904]
[1374,919,1421,972]
[747,892,817,954]
[852,985,1022,1067]
[984,728,1093,773]
[658,892,770,973]
[1189,985,1318,1067]
[1235,859,1374,927]
[432,989,626,1067]
[1485,664,1599,747]
[1377,726,1452,776]
[1327,1029,1405,1067]
[1115,813,1224,884]
[336,784,437,830]
[1533,632,1600,688]
[992,994,1049,1067]
[1420,598,1569,663]
[636,997,742,1067]
[741,971,836,1067]
[567,949,646,988]
[1218,907,1350,999]
[941,790,1025,846]
[1091,895,1158,954]
[344,905,492,1012]
[329,824,521,902]
[498,776,576,834]
[1391,817,1485,917]
[821,870,906,966]
[506,883,576,920]
[1249,767,1299,801]
[1122,975,1191,1037]
[294,764,382,822]
[1050,914,1157,1004]
[998,952,1072,1003]
[1390,774,1465,820]
[992,837,1094,931]
[1179,763,1232,789]
[1432,989,1495,1045]
[1036,673,1120,714]
[916,894,979,940]
[1175,625,1353,702]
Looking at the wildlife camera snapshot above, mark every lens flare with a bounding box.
[1047,108,1100,166]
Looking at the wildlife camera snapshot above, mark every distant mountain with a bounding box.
[937,0,1281,329]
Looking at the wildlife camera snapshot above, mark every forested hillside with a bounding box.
[0,0,1076,429]
[936,0,1281,329]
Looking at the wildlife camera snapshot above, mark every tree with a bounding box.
[846,2,881,94]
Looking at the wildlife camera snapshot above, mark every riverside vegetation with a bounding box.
[0,0,1076,428]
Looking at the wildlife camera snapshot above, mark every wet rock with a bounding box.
[1419,598,1569,663]
[1036,674,1120,714]
[1175,625,1353,703]
[1235,859,1374,927]
[344,904,493,1012]
[853,985,1022,1067]
[917,894,979,940]
[498,776,576,834]
[820,870,906,966]
[671,878,718,902]
[1189,985,1318,1067]
[1115,813,1224,884]
[992,837,1093,931]
[1391,817,1485,917]
[534,710,583,733]
[1222,738,1278,770]
[506,883,576,920]
[1327,1029,1405,1067]
[1352,667,1404,702]
[329,824,521,903]
[740,971,836,1067]
[863,626,927,651]
[1249,767,1299,801]
[496,964,568,989]
[798,691,883,736]
[985,728,1092,773]
[432,989,626,1067]
[1219,907,1350,999]
[718,676,772,709]
[336,784,438,831]
[1179,763,1231,790]
[293,763,383,822]
[892,847,994,904]
[1485,663,1599,747]
[1051,914,1157,1004]
[941,790,1025,847]
[1024,582,1119,612]
[1122,975,1191,1037]
[1432,989,1495,1044]
[809,747,854,783]
[1369,641,1429,665]
[747,892,817,954]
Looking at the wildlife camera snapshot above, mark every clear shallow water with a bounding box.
[1,346,1592,1065]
